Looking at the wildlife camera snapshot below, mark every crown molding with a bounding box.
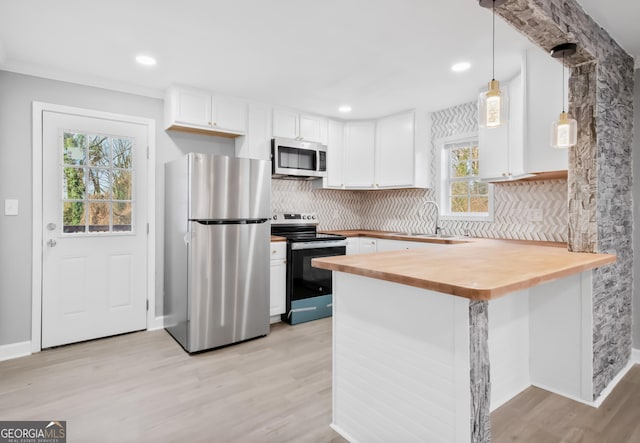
[0,60,164,99]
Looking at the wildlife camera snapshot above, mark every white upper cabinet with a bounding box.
[164,85,247,136]
[376,112,415,187]
[479,48,568,181]
[524,48,568,173]
[272,108,298,139]
[236,102,272,161]
[478,79,522,180]
[272,108,328,144]
[375,111,430,188]
[326,120,345,188]
[343,121,376,188]
[320,110,430,190]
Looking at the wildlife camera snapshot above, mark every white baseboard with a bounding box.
[632,348,640,364]
[0,341,32,362]
[491,382,531,412]
[330,423,357,443]
[147,315,165,331]
[532,361,633,409]
[269,315,281,324]
[591,361,635,407]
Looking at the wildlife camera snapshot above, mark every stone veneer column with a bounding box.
[469,301,490,443]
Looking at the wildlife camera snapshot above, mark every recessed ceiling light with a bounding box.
[135,54,157,66]
[451,62,471,72]
[338,105,352,113]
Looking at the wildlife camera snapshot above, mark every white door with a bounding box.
[41,110,148,348]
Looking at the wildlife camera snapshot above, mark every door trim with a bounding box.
[31,102,157,353]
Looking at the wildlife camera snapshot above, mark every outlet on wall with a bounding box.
[527,208,543,222]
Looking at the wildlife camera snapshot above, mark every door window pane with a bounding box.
[113,202,132,231]
[88,202,110,232]
[87,168,111,200]
[63,202,86,233]
[88,135,111,167]
[112,137,133,168]
[112,170,132,200]
[63,132,86,165]
[63,167,85,199]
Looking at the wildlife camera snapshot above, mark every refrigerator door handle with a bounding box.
[192,218,269,225]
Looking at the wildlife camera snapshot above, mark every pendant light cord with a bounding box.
[562,52,565,113]
[492,0,496,80]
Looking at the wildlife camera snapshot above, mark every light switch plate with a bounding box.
[5,199,19,216]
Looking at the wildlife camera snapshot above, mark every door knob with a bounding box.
[47,222,56,231]
[47,239,57,247]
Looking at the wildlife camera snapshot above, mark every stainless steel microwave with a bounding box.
[271,137,327,180]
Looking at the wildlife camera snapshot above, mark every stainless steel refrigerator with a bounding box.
[164,153,271,353]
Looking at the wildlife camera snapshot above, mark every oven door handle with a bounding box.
[290,240,347,250]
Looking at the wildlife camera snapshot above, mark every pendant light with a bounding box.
[550,43,577,148]
[478,0,508,128]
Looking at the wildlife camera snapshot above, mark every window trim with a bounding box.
[436,133,494,222]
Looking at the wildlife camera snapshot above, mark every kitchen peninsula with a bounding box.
[312,237,615,443]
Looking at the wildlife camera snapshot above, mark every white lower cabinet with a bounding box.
[347,236,437,255]
[346,237,360,255]
[270,242,286,320]
[358,237,378,254]
[376,238,435,251]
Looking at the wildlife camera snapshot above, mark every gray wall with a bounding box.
[634,68,640,349]
[0,70,234,346]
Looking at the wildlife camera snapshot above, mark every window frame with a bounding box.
[437,133,494,222]
[60,129,136,236]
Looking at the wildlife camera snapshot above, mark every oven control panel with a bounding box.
[271,212,318,225]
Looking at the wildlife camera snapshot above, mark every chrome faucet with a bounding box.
[424,201,441,235]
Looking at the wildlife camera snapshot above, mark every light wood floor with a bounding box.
[1,318,639,442]
[492,364,640,443]
[0,319,346,443]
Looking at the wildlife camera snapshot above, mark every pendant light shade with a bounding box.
[478,0,508,129]
[551,111,577,148]
[479,79,508,128]
[550,43,577,148]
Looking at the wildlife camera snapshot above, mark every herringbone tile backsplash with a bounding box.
[271,179,567,242]
[271,100,568,243]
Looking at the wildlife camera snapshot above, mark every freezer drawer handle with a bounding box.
[287,306,317,318]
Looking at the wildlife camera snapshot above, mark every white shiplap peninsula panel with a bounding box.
[488,290,531,411]
[331,273,471,443]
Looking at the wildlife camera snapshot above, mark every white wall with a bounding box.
[0,70,234,346]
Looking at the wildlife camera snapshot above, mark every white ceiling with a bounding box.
[0,0,636,120]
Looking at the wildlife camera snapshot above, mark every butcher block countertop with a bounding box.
[270,235,287,242]
[312,234,615,301]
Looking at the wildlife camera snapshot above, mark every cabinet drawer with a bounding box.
[270,242,286,260]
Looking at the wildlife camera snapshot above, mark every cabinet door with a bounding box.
[525,48,568,173]
[173,89,212,128]
[358,237,377,254]
[478,119,510,180]
[326,120,345,188]
[346,237,359,255]
[212,95,246,133]
[299,114,328,143]
[269,242,286,317]
[238,103,272,161]
[343,122,376,188]
[376,111,415,188]
[273,108,299,139]
[270,259,286,316]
